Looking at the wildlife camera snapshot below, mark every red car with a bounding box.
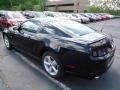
[95,13,109,20]
[0,11,27,30]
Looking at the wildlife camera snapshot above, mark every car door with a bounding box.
[17,21,41,54]
[11,20,46,58]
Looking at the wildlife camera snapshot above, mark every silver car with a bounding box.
[72,13,90,23]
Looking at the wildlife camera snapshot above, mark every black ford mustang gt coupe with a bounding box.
[2,18,115,78]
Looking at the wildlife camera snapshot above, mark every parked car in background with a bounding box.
[44,11,81,23]
[2,18,115,78]
[0,11,26,30]
[87,13,102,21]
[43,11,57,17]
[72,13,90,23]
[22,11,47,18]
[80,13,96,22]
[63,13,82,23]
[61,13,82,23]
[32,12,47,18]
[22,11,35,19]
[94,13,108,20]
[100,13,114,19]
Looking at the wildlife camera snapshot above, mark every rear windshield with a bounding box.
[53,20,94,36]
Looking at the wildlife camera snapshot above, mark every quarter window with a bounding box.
[42,26,69,37]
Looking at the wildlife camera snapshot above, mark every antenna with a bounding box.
[100,19,107,33]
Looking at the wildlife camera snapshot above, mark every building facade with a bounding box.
[46,0,89,13]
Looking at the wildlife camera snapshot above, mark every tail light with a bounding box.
[90,39,113,57]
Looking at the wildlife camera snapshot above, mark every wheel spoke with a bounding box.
[47,56,52,64]
[48,66,52,73]
[4,36,9,48]
[44,61,50,66]
[51,60,57,66]
[52,66,58,73]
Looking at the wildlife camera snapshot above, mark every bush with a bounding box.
[87,5,120,16]
[33,5,41,11]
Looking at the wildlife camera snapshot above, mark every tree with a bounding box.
[0,0,47,11]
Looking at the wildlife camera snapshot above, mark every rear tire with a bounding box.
[42,51,64,78]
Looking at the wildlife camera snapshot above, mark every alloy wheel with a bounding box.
[4,36,10,48]
[43,56,59,76]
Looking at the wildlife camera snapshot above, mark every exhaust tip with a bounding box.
[94,76,100,79]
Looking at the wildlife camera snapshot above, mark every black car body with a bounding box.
[2,18,115,78]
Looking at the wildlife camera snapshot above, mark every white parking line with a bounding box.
[14,51,72,90]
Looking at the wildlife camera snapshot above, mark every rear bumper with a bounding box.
[74,55,114,77]
[59,48,115,77]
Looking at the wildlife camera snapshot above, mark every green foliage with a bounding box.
[33,5,41,11]
[0,0,47,11]
[87,5,120,16]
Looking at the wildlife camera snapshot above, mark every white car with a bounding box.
[72,14,90,23]
[44,12,81,23]
[61,13,81,23]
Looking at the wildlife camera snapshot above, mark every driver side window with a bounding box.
[20,21,39,34]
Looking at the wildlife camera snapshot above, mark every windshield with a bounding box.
[53,20,95,36]
[7,12,25,19]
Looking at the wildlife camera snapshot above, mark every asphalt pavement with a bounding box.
[0,18,120,90]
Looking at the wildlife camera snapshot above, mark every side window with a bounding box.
[21,21,39,34]
[42,26,69,37]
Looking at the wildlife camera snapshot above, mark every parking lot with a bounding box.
[0,18,120,90]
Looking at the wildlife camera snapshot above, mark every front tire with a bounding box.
[42,51,64,78]
[3,35,12,50]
